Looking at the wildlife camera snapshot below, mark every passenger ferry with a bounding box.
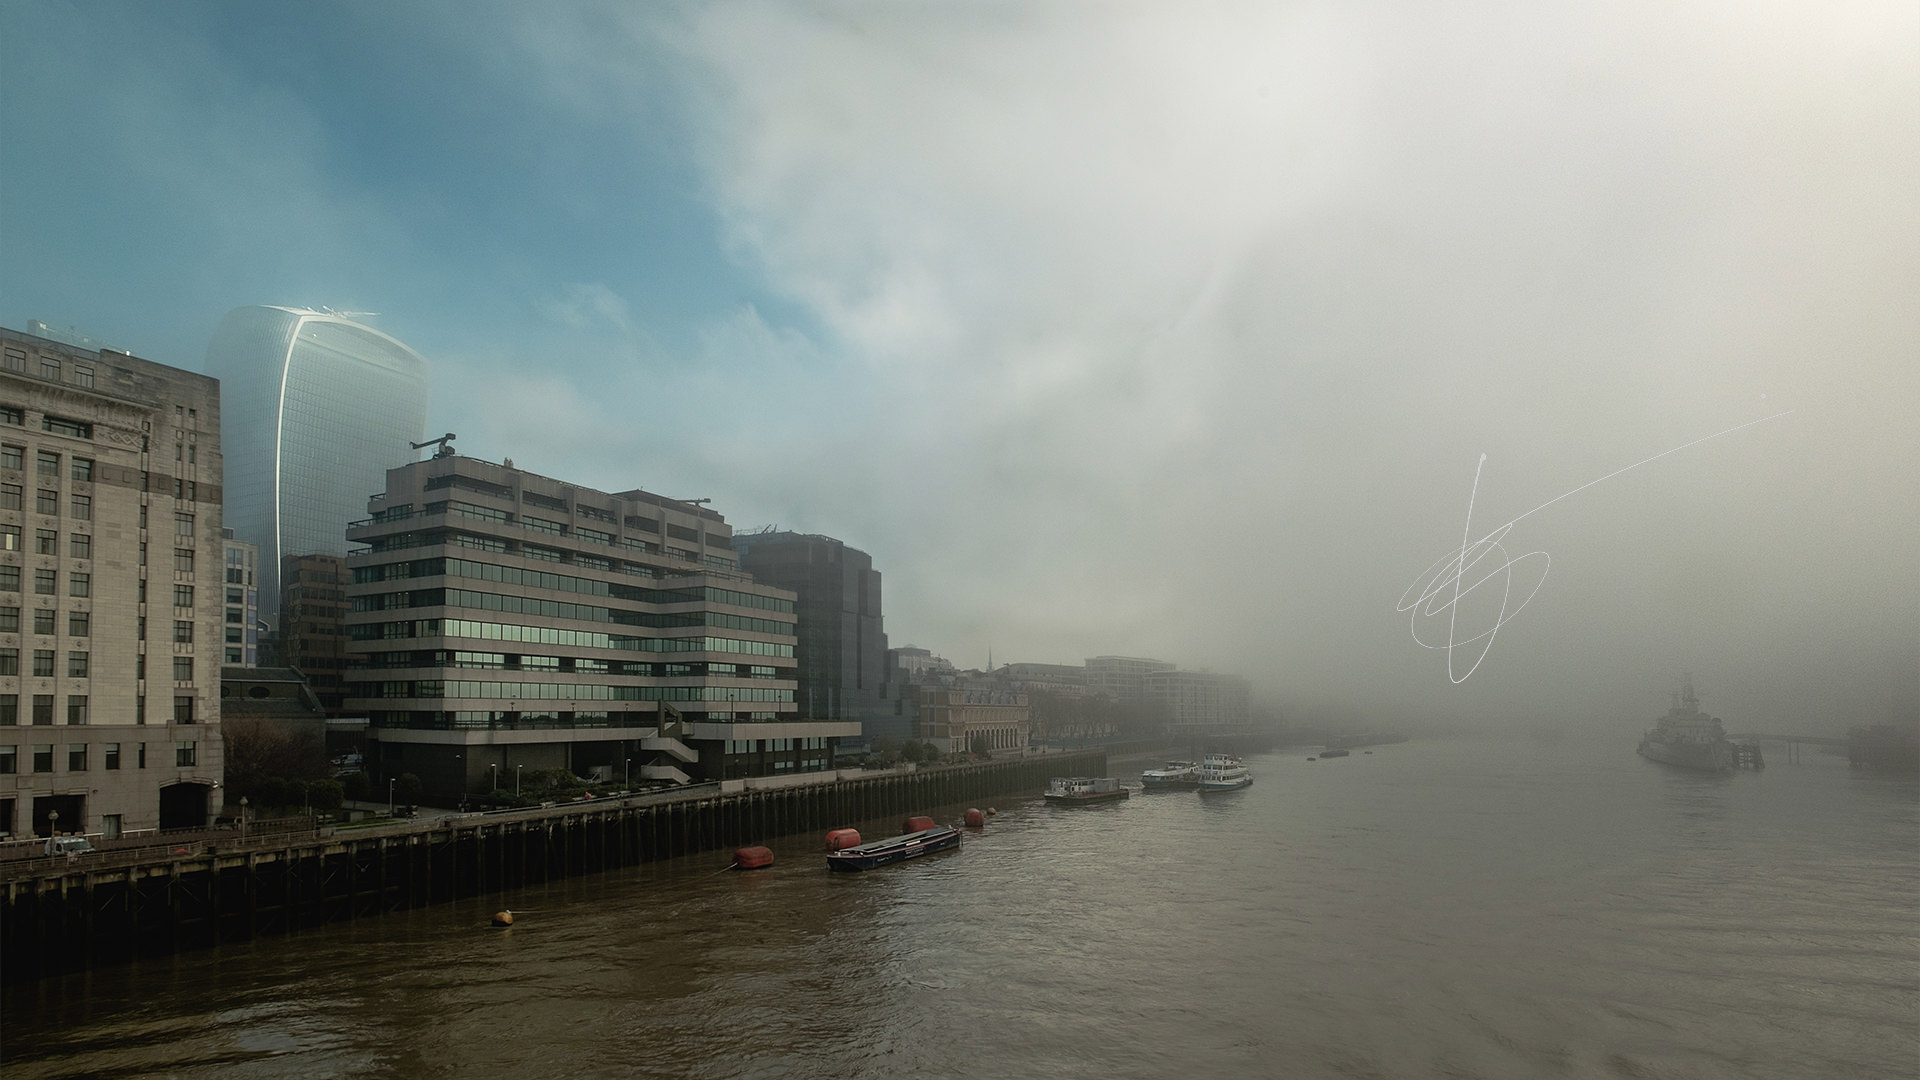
[1140,761,1200,790]
[1196,753,1252,792]
[1043,776,1132,803]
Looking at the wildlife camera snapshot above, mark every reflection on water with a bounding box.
[5,732,1915,1080]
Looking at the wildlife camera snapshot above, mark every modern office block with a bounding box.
[734,530,896,742]
[205,306,428,623]
[221,529,259,665]
[0,326,226,839]
[281,554,350,712]
[342,455,858,800]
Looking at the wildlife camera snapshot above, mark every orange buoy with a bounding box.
[963,808,985,828]
[491,910,514,927]
[903,815,936,833]
[825,828,862,851]
[734,846,774,870]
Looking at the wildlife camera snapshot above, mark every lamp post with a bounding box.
[47,809,58,838]
[240,795,249,841]
[515,764,522,796]
[388,778,396,818]
[490,762,499,793]
[625,757,631,788]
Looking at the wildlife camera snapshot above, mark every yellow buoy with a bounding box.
[492,910,514,927]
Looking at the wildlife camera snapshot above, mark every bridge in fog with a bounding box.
[1727,732,1847,764]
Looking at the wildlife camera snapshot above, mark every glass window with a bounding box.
[0,649,15,675]
[34,529,56,555]
[70,494,91,521]
[0,483,18,509]
[68,743,87,771]
[69,533,90,559]
[42,416,92,439]
[0,745,14,773]
[34,609,54,635]
[172,657,193,682]
[175,512,194,536]
[33,569,54,595]
[173,585,193,608]
[32,695,53,725]
[68,653,88,678]
[70,458,93,482]
[174,548,194,573]
[67,611,88,638]
[175,739,196,765]
[0,445,21,469]
[173,697,194,725]
[68,572,89,597]
[66,694,87,722]
[35,451,57,476]
[0,566,16,592]
[104,742,119,770]
[0,607,15,633]
[32,744,52,772]
[173,620,193,643]
[35,489,57,514]
[40,359,60,380]
[33,649,54,677]
[0,525,16,551]
[73,366,93,389]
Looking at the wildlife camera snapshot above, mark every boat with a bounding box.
[1197,753,1252,792]
[1140,761,1200,790]
[1637,677,1734,773]
[825,826,961,872]
[1318,748,1350,758]
[1044,776,1131,803]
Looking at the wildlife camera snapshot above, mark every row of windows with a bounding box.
[351,602,796,641]
[0,449,94,481]
[0,608,91,637]
[0,649,93,678]
[0,520,95,558]
[350,680,796,702]
[0,740,197,775]
[0,490,92,519]
[0,349,96,389]
[0,564,92,597]
[0,693,198,725]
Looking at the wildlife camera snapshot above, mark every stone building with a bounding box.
[0,326,225,840]
[918,685,1032,755]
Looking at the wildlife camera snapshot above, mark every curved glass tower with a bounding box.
[206,307,428,622]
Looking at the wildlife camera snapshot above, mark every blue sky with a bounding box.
[3,1,1915,728]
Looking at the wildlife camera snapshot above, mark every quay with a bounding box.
[1,751,1103,983]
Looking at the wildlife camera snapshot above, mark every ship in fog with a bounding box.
[1638,677,1734,773]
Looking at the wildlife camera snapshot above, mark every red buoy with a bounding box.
[903,815,936,833]
[963,808,985,828]
[825,828,862,851]
[734,846,774,870]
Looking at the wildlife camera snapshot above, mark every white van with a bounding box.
[44,835,94,857]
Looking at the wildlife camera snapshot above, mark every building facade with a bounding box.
[918,686,1032,755]
[342,456,858,800]
[281,554,350,712]
[734,530,896,742]
[221,529,259,665]
[1144,668,1253,736]
[205,306,428,624]
[1084,655,1178,704]
[0,327,225,840]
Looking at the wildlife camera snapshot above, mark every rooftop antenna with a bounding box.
[411,432,457,459]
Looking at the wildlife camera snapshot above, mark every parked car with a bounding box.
[45,835,94,857]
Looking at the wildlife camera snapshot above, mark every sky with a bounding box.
[2,1,1915,732]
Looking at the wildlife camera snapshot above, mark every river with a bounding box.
[4,728,1915,1079]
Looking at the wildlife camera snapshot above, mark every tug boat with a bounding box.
[825,826,961,872]
[1197,753,1252,792]
[1140,761,1200,790]
[1043,776,1132,803]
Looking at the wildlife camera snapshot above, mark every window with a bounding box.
[0,525,16,551]
[0,746,13,773]
[136,656,144,679]
[0,696,13,725]
[70,458,92,482]
[173,698,194,725]
[33,650,54,677]
[175,740,196,766]
[67,744,87,771]
[0,484,18,509]
[33,569,54,595]
[68,573,89,598]
[172,657,193,682]
[32,695,53,725]
[138,741,146,766]
[0,406,16,426]
[35,451,57,476]
[173,620,193,643]
[104,742,119,770]
[0,650,14,676]
[32,744,52,773]
[173,585,193,608]
[137,617,145,640]
[174,512,194,536]
[69,534,89,559]
[40,359,60,380]
[0,566,16,592]
[140,542,147,566]
[42,415,91,438]
[35,529,56,555]
[73,367,93,389]
[0,347,19,372]
[66,695,87,723]
[136,697,145,726]
[70,495,90,521]
[0,607,15,633]
[67,653,88,679]
[174,548,194,573]
[67,611,87,638]
[138,580,146,603]
[36,489,57,515]
[33,609,54,635]
[0,445,18,469]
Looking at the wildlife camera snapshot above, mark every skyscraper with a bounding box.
[205,307,428,624]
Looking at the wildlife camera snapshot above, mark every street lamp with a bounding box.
[515,764,522,796]
[388,778,396,818]
[490,762,499,793]
[240,795,249,841]
[47,809,58,838]
[625,757,631,787]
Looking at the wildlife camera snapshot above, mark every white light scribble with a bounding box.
[1397,411,1792,683]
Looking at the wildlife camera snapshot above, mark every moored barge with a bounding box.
[825,826,962,872]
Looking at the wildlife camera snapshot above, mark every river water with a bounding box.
[4,729,1916,1080]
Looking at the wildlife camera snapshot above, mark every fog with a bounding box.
[2,1,1914,733]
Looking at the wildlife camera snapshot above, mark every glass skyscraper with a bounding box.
[205,307,428,624]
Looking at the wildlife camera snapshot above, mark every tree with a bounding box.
[307,779,344,813]
[342,771,371,800]
[969,733,993,759]
[396,773,423,804]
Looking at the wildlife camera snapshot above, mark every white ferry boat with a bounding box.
[1140,761,1200,790]
[1197,753,1252,792]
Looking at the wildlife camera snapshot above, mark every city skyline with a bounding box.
[2,2,1914,732]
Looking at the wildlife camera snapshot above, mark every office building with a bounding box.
[1145,668,1252,736]
[221,529,259,665]
[281,554,350,712]
[205,306,428,623]
[342,455,859,800]
[0,326,226,839]
[734,530,895,742]
[1085,655,1178,704]
[918,686,1031,755]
